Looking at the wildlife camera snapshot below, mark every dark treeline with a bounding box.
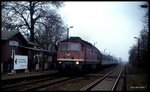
[128,2,149,70]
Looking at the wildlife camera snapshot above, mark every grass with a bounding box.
[126,63,147,74]
[126,63,148,91]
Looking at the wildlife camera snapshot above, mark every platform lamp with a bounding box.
[94,42,97,46]
[67,26,73,40]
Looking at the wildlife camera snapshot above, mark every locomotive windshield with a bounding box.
[70,44,79,51]
[59,44,68,51]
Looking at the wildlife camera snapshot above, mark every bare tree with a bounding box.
[1,1,66,62]
[34,10,67,50]
[1,1,64,42]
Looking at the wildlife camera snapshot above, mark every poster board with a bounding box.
[14,55,28,70]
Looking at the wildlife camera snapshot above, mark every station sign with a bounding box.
[9,41,19,46]
[14,55,28,70]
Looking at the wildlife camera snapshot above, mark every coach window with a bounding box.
[60,44,68,51]
[70,44,79,51]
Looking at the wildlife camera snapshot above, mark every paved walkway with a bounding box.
[1,70,58,80]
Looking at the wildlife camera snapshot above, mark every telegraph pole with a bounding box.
[134,37,139,66]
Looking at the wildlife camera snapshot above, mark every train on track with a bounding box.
[57,37,118,72]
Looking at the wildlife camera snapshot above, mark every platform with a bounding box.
[1,70,58,80]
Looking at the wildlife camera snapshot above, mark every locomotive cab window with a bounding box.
[59,44,68,51]
[81,45,84,51]
[70,44,79,51]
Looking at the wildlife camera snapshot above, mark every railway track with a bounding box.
[2,64,125,91]
[2,76,59,91]
[36,64,121,91]
[2,72,82,91]
[80,64,125,91]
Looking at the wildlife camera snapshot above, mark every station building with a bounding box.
[1,31,57,74]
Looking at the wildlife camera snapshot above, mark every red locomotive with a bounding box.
[57,37,102,72]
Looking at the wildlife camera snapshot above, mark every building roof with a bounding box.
[1,31,38,46]
[19,46,56,54]
[2,31,19,40]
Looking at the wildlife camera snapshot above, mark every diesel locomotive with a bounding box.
[57,37,118,72]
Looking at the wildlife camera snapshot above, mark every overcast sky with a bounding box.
[58,1,147,62]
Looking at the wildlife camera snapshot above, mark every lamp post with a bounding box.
[94,42,97,46]
[67,26,73,40]
[134,37,139,65]
[104,49,106,54]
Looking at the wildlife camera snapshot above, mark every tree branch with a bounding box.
[12,6,30,30]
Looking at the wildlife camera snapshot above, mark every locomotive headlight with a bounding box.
[58,61,62,64]
[76,61,79,65]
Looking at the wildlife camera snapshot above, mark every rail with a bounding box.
[2,72,83,91]
[111,65,124,91]
[80,66,120,91]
